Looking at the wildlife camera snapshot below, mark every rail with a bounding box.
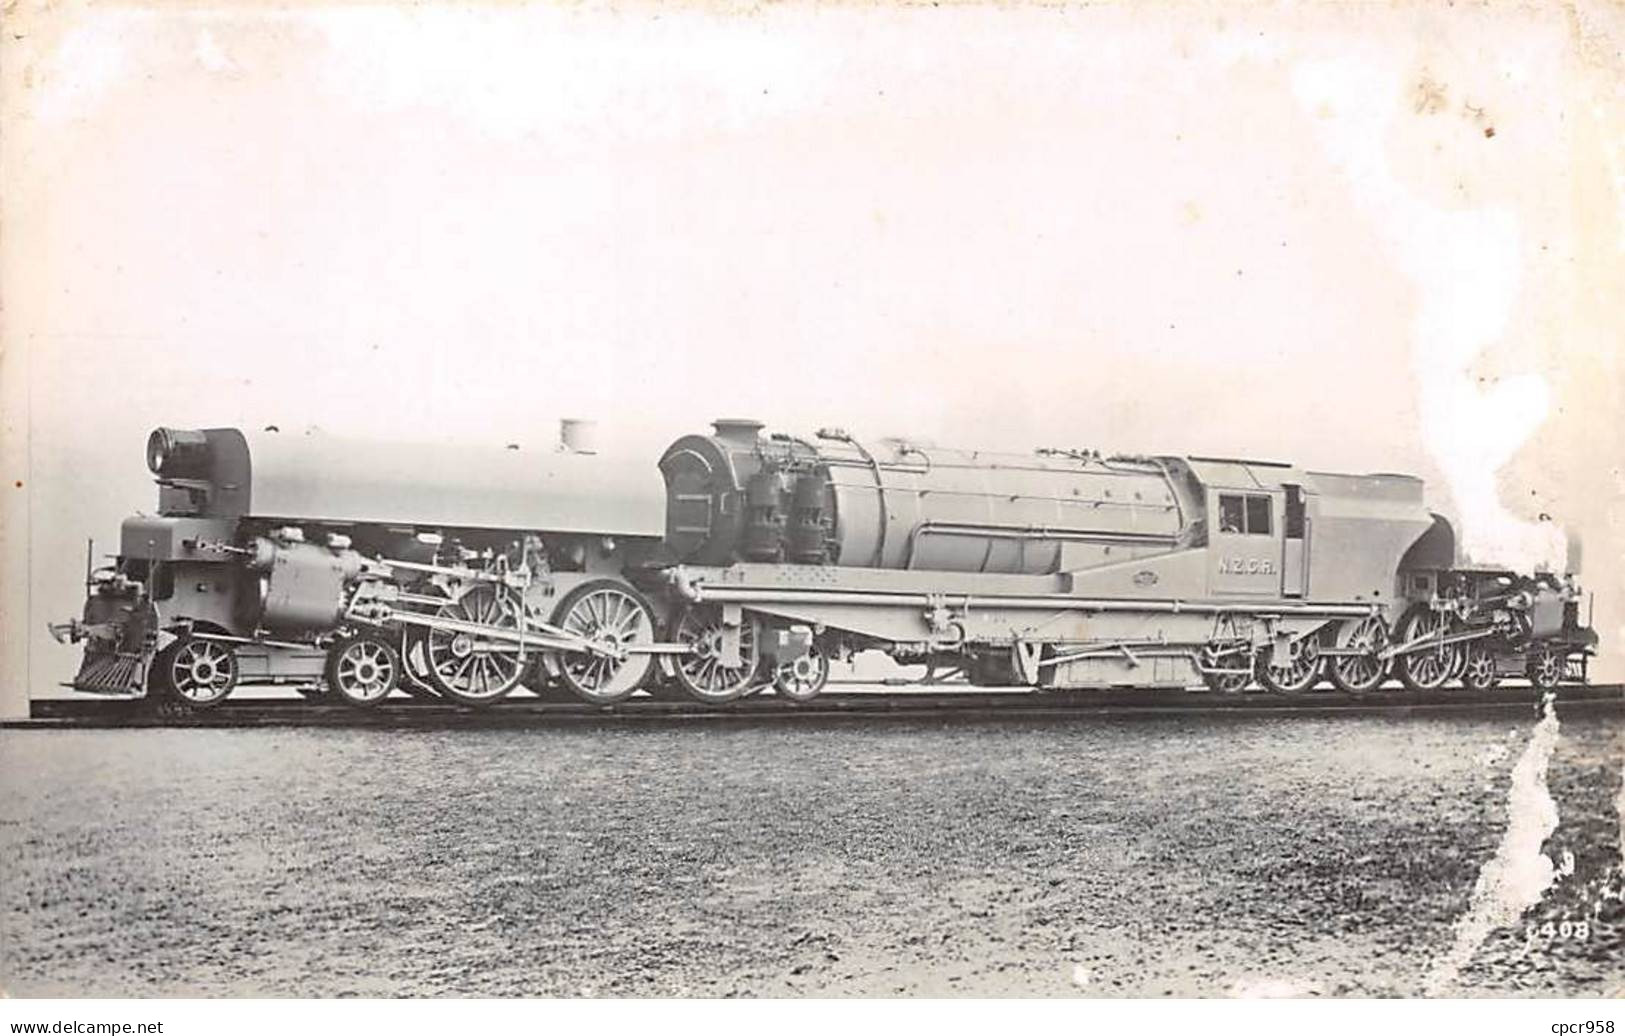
[11,683,1623,729]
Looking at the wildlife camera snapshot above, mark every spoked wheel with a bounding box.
[671,605,762,704]
[1199,643,1253,694]
[1527,645,1566,691]
[325,633,401,709]
[1396,607,1462,692]
[772,643,830,703]
[150,633,240,710]
[552,580,658,705]
[1460,643,1501,691]
[1257,632,1323,696]
[424,583,525,707]
[1328,615,1391,695]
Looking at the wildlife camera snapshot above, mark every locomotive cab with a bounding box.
[1181,459,1319,601]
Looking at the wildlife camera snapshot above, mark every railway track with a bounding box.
[8,682,1622,728]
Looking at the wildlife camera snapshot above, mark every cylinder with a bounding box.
[241,538,367,632]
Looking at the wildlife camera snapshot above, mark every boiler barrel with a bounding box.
[658,422,1190,574]
[817,443,1186,574]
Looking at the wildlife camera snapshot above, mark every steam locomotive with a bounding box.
[50,419,1599,710]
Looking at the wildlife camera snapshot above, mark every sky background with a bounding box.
[3,1,1622,711]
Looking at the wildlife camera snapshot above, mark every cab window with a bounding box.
[1245,495,1272,536]
[1218,493,1273,536]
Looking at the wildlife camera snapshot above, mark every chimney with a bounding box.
[712,419,765,445]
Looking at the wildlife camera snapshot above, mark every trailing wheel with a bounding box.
[1527,645,1566,691]
[1328,615,1391,695]
[1257,633,1322,696]
[671,605,762,704]
[150,633,239,710]
[772,642,830,703]
[424,583,525,707]
[552,580,658,705]
[1460,643,1501,691]
[1199,643,1253,694]
[325,633,401,709]
[1395,606,1461,692]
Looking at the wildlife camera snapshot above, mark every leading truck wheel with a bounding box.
[325,633,401,709]
[423,583,525,707]
[1527,646,1565,691]
[552,580,658,705]
[150,633,239,710]
[1461,644,1501,691]
[671,605,762,704]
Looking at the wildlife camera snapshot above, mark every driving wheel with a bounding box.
[1396,607,1461,692]
[1328,615,1390,695]
[552,580,658,704]
[424,583,525,707]
[1258,632,1322,696]
[671,605,762,704]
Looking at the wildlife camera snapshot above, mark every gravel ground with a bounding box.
[1,707,1620,997]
